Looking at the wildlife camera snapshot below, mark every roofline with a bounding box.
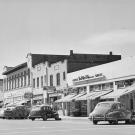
[2,62,27,75]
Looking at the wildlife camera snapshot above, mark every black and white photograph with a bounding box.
[0,0,135,135]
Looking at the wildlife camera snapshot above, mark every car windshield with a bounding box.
[94,103,112,113]
[31,106,41,111]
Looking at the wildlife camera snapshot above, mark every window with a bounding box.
[33,79,35,88]
[56,73,60,86]
[41,76,43,88]
[21,72,23,87]
[50,75,53,86]
[28,69,30,86]
[37,77,39,88]
[44,75,47,85]
[24,71,26,86]
[15,75,16,88]
[63,72,66,80]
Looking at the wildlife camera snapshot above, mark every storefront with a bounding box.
[65,56,135,116]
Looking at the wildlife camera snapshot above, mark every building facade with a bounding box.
[62,56,135,116]
[2,50,121,106]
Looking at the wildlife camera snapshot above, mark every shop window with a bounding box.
[56,73,60,86]
[37,77,39,88]
[50,75,53,86]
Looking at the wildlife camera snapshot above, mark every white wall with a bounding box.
[67,56,135,86]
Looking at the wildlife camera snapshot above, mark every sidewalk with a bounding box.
[58,110,89,120]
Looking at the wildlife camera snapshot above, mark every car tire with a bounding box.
[125,119,131,124]
[93,120,98,125]
[55,115,60,120]
[43,115,47,121]
[31,118,35,121]
[109,121,113,124]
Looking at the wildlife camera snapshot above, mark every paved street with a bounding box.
[0,118,135,135]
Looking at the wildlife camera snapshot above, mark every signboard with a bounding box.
[24,92,33,99]
[73,73,105,82]
[72,73,106,86]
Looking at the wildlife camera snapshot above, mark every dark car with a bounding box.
[28,104,61,121]
[89,101,132,125]
[4,105,30,119]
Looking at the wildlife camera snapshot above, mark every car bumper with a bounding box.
[89,116,116,121]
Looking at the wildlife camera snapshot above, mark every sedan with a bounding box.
[89,101,132,125]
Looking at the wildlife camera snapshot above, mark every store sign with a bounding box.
[73,73,104,82]
[24,92,33,99]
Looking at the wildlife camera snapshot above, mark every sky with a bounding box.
[0,0,135,78]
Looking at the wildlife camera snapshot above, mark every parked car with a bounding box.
[89,101,132,125]
[28,104,61,121]
[4,105,30,119]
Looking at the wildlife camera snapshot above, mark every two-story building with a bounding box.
[2,50,121,106]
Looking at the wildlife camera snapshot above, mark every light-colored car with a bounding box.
[89,101,132,125]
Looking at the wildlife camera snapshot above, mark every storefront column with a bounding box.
[86,85,89,94]
[113,82,117,92]
[86,85,90,116]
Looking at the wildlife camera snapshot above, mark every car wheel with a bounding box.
[93,120,98,125]
[31,118,35,121]
[43,115,47,121]
[109,121,113,124]
[112,120,118,125]
[125,119,131,124]
[55,115,60,120]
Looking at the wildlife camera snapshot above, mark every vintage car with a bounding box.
[4,105,30,119]
[28,104,61,121]
[89,101,132,125]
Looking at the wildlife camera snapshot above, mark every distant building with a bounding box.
[2,50,121,105]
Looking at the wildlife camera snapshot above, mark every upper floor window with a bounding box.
[41,76,43,88]
[50,75,53,86]
[33,78,35,88]
[63,72,66,80]
[28,69,30,86]
[37,77,39,88]
[21,72,23,87]
[56,73,60,86]
[24,71,26,86]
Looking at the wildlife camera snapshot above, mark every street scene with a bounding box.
[0,0,135,135]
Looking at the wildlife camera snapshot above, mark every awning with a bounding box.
[76,91,98,101]
[15,99,29,105]
[55,94,76,103]
[90,90,113,100]
[76,90,112,101]
[101,89,128,100]
[70,92,87,101]
[123,85,135,96]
